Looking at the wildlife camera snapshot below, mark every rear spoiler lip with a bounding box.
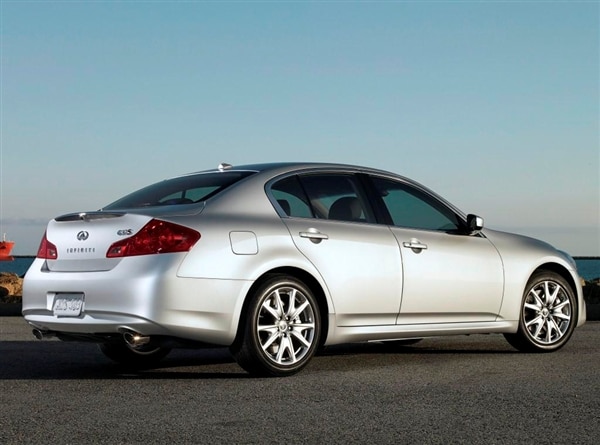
[54,202,206,222]
[55,212,126,222]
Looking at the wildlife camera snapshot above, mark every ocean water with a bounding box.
[576,259,600,281]
[2,256,599,281]
[1,257,36,277]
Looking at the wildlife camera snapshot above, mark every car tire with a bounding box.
[231,275,321,377]
[99,339,171,368]
[504,271,577,352]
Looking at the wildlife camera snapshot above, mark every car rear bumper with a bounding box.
[22,257,252,346]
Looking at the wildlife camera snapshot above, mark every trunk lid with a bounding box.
[44,212,153,272]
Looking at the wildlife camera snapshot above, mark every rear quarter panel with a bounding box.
[174,171,326,281]
[173,184,336,332]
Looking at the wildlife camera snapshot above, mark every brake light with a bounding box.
[37,232,58,259]
[106,219,200,258]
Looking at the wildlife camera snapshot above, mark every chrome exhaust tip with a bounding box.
[123,331,151,348]
[32,328,53,340]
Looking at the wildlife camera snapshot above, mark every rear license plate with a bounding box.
[53,294,84,317]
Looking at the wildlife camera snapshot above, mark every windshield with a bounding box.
[103,171,256,210]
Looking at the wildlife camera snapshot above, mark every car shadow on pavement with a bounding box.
[0,336,518,380]
[0,341,249,380]
[319,336,518,356]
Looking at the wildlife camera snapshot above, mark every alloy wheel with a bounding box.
[256,285,317,366]
[523,279,572,345]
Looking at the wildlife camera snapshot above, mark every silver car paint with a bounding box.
[483,228,585,324]
[22,162,586,349]
[392,227,505,324]
[282,216,403,327]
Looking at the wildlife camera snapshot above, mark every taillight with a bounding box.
[106,219,200,258]
[37,232,58,259]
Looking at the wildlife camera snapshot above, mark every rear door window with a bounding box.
[270,176,314,218]
[270,173,375,223]
[299,174,375,223]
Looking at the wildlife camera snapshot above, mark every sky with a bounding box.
[0,0,598,256]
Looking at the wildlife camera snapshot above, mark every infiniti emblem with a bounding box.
[77,231,89,241]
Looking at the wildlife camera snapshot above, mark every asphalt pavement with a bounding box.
[1,317,598,444]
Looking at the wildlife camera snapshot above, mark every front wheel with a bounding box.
[504,271,576,352]
[231,275,321,377]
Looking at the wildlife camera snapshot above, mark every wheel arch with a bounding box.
[532,263,577,294]
[530,262,581,324]
[232,266,331,348]
[503,263,581,352]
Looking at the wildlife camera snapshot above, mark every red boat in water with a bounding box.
[0,234,15,260]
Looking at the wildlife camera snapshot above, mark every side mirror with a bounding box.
[467,214,484,235]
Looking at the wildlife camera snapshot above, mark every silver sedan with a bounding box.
[23,162,586,376]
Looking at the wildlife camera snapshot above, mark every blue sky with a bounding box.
[1,0,598,255]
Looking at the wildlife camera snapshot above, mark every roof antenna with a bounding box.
[218,163,233,171]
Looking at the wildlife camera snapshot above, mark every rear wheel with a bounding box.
[504,271,576,352]
[231,275,321,377]
[99,339,171,368]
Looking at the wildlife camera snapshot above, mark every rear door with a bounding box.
[271,173,403,327]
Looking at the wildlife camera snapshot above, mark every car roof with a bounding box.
[182,161,399,178]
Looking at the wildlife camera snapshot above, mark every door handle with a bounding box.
[403,240,428,251]
[299,229,329,244]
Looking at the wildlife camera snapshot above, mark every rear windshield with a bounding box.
[103,171,255,210]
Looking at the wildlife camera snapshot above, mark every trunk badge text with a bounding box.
[117,229,133,236]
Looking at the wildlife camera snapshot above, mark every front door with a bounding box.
[370,176,504,324]
[391,227,504,323]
